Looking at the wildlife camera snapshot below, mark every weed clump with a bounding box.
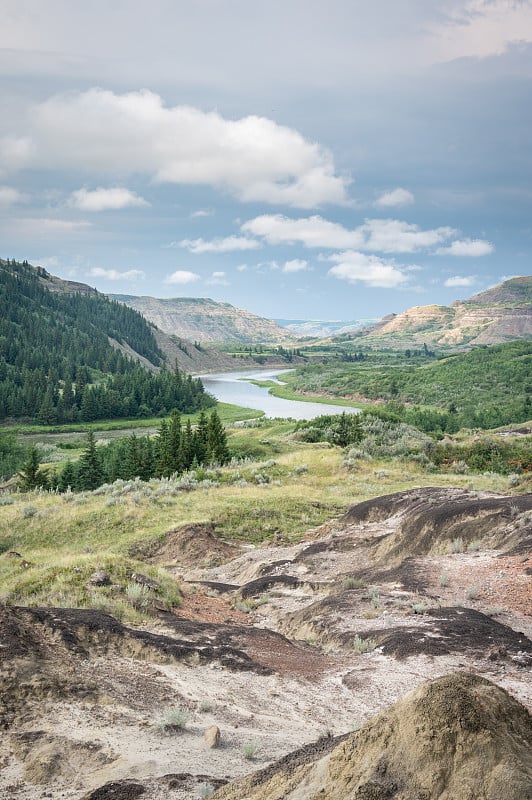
[155,706,189,733]
[352,634,377,654]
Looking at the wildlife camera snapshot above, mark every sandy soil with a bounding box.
[1,487,530,799]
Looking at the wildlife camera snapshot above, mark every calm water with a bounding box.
[200,369,360,421]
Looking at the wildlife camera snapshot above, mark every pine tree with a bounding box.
[168,409,183,473]
[57,460,77,492]
[77,431,103,490]
[207,410,229,464]
[155,419,172,477]
[18,446,48,489]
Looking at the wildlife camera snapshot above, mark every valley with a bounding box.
[0,259,531,799]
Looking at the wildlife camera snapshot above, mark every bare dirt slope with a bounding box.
[215,673,532,800]
[341,275,531,348]
[1,488,531,799]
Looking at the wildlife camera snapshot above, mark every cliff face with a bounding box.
[346,276,532,349]
[110,295,293,344]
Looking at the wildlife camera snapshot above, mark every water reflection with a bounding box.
[200,369,360,421]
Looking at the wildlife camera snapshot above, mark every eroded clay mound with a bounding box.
[144,522,240,567]
[214,673,532,800]
[342,487,532,559]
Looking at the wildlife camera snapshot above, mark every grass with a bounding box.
[352,634,377,654]
[0,418,515,618]
[155,706,190,733]
[8,402,263,439]
[248,373,366,409]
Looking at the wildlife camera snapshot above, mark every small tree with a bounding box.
[18,446,48,490]
[77,431,103,490]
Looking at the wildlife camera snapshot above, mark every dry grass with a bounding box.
[0,420,513,620]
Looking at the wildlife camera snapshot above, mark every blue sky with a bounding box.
[0,0,531,319]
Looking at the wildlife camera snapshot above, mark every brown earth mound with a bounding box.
[214,673,532,800]
[342,487,532,561]
[144,523,240,567]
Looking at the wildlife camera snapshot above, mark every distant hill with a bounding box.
[275,318,378,337]
[0,258,218,423]
[110,295,294,344]
[341,276,531,349]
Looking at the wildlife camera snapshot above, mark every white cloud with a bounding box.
[7,217,92,236]
[375,188,414,208]
[90,267,145,281]
[164,270,201,285]
[177,235,260,254]
[207,270,229,285]
[444,275,477,288]
[436,238,494,257]
[243,213,455,254]
[328,251,411,288]
[360,219,455,253]
[2,88,349,208]
[70,187,148,211]
[283,259,308,273]
[242,214,363,249]
[0,185,25,206]
[433,0,532,62]
[190,209,213,218]
[236,264,248,272]
[0,136,34,171]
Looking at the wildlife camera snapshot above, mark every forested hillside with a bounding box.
[289,340,531,431]
[0,259,214,423]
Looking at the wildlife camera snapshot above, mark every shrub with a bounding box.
[125,582,152,608]
[241,742,258,760]
[449,537,464,554]
[197,784,215,798]
[352,634,377,654]
[155,706,189,733]
[22,504,38,518]
[342,577,365,590]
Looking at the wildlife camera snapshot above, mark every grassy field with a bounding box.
[248,374,366,409]
[1,415,525,623]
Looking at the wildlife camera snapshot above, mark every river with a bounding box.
[200,368,360,421]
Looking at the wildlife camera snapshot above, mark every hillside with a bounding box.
[286,339,532,430]
[1,474,531,799]
[0,258,214,423]
[216,673,532,800]
[341,276,531,349]
[111,295,294,344]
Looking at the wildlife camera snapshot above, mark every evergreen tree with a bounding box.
[168,409,183,473]
[207,410,229,464]
[18,446,48,489]
[155,419,172,477]
[57,460,77,492]
[77,431,103,490]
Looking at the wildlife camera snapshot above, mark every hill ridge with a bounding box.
[110,294,295,344]
[338,276,531,349]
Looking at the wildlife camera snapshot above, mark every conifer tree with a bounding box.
[207,410,229,464]
[77,431,103,490]
[18,446,48,490]
[168,409,183,473]
[155,419,172,477]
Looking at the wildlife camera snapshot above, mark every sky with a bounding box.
[1,0,531,320]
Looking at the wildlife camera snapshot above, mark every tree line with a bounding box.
[19,409,230,492]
